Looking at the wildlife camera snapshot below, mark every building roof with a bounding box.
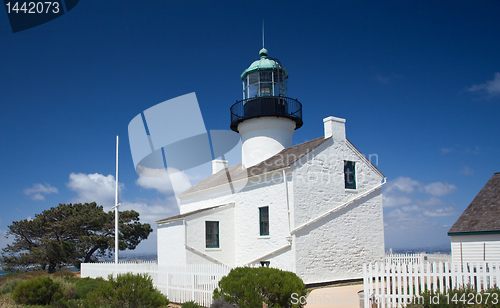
[156,205,224,224]
[241,49,288,80]
[448,172,500,236]
[178,136,329,197]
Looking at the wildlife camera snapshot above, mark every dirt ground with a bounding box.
[305,284,364,308]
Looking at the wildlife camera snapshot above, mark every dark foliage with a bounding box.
[1,202,152,273]
[11,276,61,305]
[213,267,307,308]
[86,272,169,308]
[211,297,237,308]
[182,301,201,308]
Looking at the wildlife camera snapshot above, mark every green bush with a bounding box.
[406,286,500,308]
[74,277,107,300]
[86,273,169,308]
[11,276,61,305]
[213,267,307,308]
[182,300,201,308]
[49,298,85,308]
[52,277,76,300]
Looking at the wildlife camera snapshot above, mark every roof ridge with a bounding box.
[177,136,329,197]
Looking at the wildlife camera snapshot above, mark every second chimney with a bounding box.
[212,159,228,174]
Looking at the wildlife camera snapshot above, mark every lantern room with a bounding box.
[241,48,288,99]
[230,48,303,132]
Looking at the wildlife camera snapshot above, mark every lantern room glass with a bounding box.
[243,70,287,100]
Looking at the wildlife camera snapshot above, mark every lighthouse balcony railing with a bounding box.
[230,96,303,131]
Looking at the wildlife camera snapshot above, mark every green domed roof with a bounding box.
[240,49,288,80]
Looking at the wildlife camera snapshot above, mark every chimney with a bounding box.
[323,116,346,141]
[212,159,228,174]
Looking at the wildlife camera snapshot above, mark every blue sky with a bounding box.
[1,0,499,255]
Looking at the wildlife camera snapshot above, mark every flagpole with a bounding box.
[114,135,119,264]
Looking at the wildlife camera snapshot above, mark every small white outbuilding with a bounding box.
[156,48,386,285]
[448,172,500,267]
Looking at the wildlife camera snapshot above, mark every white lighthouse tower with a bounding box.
[230,48,303,167]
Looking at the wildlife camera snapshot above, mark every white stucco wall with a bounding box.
[157,220,186,265]
[231,171,295,268]
[450,234,500,265]
[291,138,385,284]
[185,205,235,265]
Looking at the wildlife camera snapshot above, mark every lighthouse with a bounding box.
[230,48,303,168]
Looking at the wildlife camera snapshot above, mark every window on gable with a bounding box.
[259,206,269,236]
[206,221,219,248]
[344,161,356,189]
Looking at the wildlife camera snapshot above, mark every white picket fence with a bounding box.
[385,253,425,264]
[385,253,451,265]
[363,261,500,308]
[81,262,231,307]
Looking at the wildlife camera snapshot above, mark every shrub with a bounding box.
[53,277,76,300]
[0,277,24,296]
[213,267,307,308]
[74,277,107,300]
[11,276,61,305]
[49,298,86,308]
[86,273,169,308]
[182,301,201,308]
[211,297,236,308]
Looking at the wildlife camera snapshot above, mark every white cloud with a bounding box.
[67,173,121,208]
[422,182,456,196]
[417,197,444,207]
[384,177,420,194]
[135,167,191,196]
[120,198,178,226]
[136,176,173,196]
[467,72,500,98]
[400,204,421,212]
[423,206,456,217]
[23,183,59,201]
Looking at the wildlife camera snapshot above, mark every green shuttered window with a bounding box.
[206,221,219,248]
[259,206,269,236]
[344,161,356,189]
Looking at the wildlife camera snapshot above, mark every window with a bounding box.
[260,261,270,267]
[344,161,356,189]
[206,221,219,248]
[259,207,269,236]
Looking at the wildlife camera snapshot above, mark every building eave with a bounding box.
[448,230,500,236]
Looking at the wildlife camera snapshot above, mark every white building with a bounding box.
[156,48,386,284]
[449,172,500,267]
